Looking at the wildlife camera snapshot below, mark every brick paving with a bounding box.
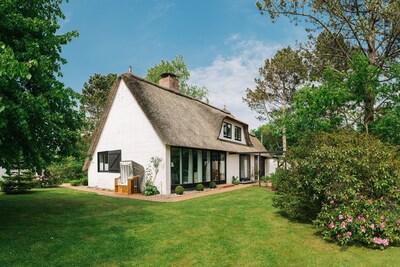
[60,183,254,202]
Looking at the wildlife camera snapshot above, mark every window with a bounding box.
[234,126,241,141]
[98,152,108,172]
[223,122,232,138]
[240,154,250,181]
[98,150,121,173]
[170,147,226,187]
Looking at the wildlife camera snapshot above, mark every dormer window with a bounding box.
[223,122,232,138]
[234,126,241,141]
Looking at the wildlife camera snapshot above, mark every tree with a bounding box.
[243,47,307,151]
[251,124,282,151]
[0,0,82,172]
[281,53,400,146]
[145,55,209,102]
[256,0,400,131]
[81,73,117,134]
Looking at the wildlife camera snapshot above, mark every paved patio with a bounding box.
[60,183,255,202]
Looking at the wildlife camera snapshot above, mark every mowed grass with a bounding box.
[0,187,399,267]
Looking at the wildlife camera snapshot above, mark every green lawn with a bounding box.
[0,187,398,267]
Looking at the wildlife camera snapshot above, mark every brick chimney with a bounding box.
[159,73,179,92]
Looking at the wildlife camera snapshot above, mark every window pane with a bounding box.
[202,151,211,182]
[223,122,232,138]
[211,151,219,181]
[193,150,202,183]
[182,148,189,184]
[219,152,226,181]
[240,154,250,180]
[171,147,180,185]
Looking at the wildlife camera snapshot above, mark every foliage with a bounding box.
[0,171,35,194]
[196,184,205,191]
[256,0,400,128]
[232,176,240,185]
[175,185,184,195]
[81,177,88,186]
[69,177,87,187]
[35,170,61,188]
[256,0,400,69]
[0,0,83,172]
[80,73,117,135]
[47,156,87,182]
[273,131,400,248]
[244,47,307,151]
[209,181,217,189]
[266,168,285,190]
[142,180,160,196]
[251,124,282,151]
[70,179,82,186]
[280,54,400,145]
[145,55,209,102]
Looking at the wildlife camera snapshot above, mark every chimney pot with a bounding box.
[159,73,179,92]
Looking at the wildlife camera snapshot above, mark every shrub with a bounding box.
[175,185,184,195]
[267,168,286,190]
[81,177,88,186]
[47,156,86,182]
[142,180,160,196]
[70,179,82,186]
[232,176,239,185]
[35,170,62,188]
[209,181,217,189]
[196,184,204,191]
[273,131,400,248]
[0,171,35,194]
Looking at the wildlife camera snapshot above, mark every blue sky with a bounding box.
[59,0,307,129]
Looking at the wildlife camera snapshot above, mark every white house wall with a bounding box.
[266,158,278,176]
[88,80,168,194]
[226,153,239,184]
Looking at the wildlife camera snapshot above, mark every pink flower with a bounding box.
[379,222,385,229]
[347,216,352,223]
[373,237,389,246]
[396,189,399,193]
[337,234,341,238]
[341,221,346,228]
[370,223,375,229]
[346,231,352,237]
[397,219,400,223]
[339,214,344,220]
[381,215,385,220]
[330,199,334,204]
[328,191,331,195]
[360,216,366,222]
[329,222,335,229]
[361,226,366,233]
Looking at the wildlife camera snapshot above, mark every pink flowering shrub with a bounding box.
[273,131,400,248]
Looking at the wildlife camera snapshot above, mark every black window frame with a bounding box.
[223,122,232,139]
[170,147,226,189]
[97,150,121,173]
[234,126,241,141]
[98,151,108,172]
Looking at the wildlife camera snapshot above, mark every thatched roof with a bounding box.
[83,73,266,171]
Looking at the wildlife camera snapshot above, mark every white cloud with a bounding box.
[190,37,283,130]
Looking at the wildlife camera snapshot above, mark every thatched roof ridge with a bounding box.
[83,73,266,171]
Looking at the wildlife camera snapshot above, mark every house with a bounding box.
[83,72,277,195]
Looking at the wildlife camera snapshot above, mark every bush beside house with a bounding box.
[273,131,400,248]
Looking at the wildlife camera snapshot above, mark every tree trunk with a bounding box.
[282,86,287,154]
